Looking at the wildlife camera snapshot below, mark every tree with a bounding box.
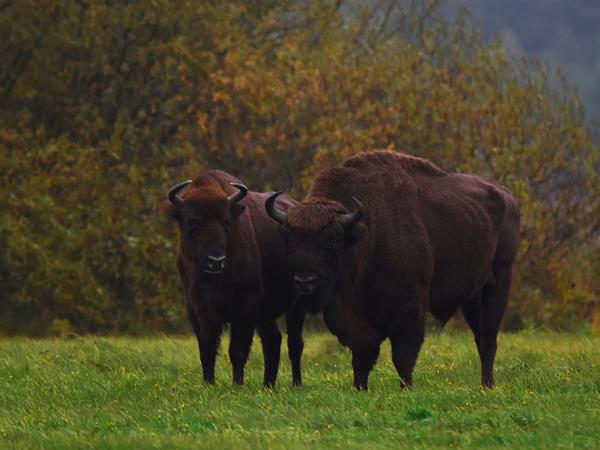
[1,0,598,333]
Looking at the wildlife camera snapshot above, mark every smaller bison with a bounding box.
[164,170,305,387]
[266,150,520,390]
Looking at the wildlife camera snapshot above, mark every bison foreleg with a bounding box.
[189,309,223,385]
[257,319,282,388]
[351,347,380,391]
[229,320,255,385]
[285,304,306,386]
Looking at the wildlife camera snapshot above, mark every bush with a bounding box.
[0,0,598,333]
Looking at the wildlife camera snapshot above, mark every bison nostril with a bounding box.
[206,253,226,263]
[292,272,320,294]
[204,252,226,274]
[293,274,316,284]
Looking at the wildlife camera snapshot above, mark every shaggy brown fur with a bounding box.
[286,200,347,232]
[164,170,305,387]
[268,150,520,390]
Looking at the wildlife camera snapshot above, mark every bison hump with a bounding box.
[343,150,447,177]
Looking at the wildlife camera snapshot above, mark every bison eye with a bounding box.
[186,217,203,232]
[324,234,339,248]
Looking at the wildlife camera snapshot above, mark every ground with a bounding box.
[1,330,599,449]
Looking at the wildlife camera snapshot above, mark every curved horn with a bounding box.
[168,180,192,210]
[338,196,364,227]
[265,191,288,224]
[228,183,248,204]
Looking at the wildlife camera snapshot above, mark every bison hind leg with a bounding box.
[389,301,426,389]
[461,294,484,384]
[462,261,512,388]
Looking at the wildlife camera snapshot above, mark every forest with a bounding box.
[464,0,600,120]
[1,0,599,335]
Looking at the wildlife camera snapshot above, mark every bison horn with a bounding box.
[338,196,364,227]
[265,191,288,224]
[168,180,192,210]
[228,183,248,204]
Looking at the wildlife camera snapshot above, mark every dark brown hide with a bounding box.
[269,151,520,390]
[164,170,305,386]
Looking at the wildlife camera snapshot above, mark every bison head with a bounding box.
[165,180,247,275]
[266,192,365,305]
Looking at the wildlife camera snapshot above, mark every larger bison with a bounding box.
[266,150,520,390]
[164,170,305,387]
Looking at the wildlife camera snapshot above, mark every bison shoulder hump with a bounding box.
[343,150,446,177]
[314,165,359,191]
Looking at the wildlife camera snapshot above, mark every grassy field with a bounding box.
[1,330,599,449]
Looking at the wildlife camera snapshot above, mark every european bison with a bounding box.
[266,150,520,390]
[164,170,305,387]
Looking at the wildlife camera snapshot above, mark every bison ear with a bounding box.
[344,222,366,246]
[231,203,246,220]
[162,200,182,222]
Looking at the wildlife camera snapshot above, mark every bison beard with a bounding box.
[164,170,306,387]
[266,150,520,390]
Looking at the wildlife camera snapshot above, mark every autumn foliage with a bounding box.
[1,0,598,334]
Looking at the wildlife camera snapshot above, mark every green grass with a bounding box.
[1,330,599,449]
